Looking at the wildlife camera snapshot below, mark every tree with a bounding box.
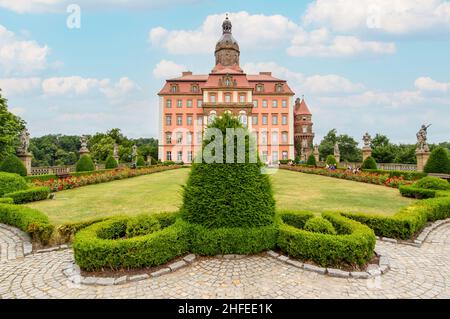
[361,156,377,169]
[90,136,115,163]
[424,147,450,173]
[0,154,27,176]
[319,129,337,160]
[394,144,416,164]
[136,156,146,167]
[326,155,337,166]
[319,129,361,162]
[0,89,25,161]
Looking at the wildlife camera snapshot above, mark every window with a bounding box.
[253,100,258,108]
[272,131,278,144]
[196,131,202,143]
[272,100,278,108]
[282,151,288,160]
[252,114,258,125]
[166,151,172,161]
[225,93,231,103]
[261,131,268,145]
[303,125,308,133]
[276,84,283,92]
[177,100,182,108]
[165,115,172,126]
[256,84,264,92]
[187,100,192,108]
[166,99,172,108]
[191,84,199,93]
[176,132,182,144]
[187,115,193,126]
[282,100,287,108]
[170,85,178,93]
[262,114,268,125]
[166,132,172,144]
[272,114,278,125]
[209,93,216,103]
[208,111,216,124]
[262,100,268,108]
[197,100,203,108]
[239,94,246,103]
[282,114,288,125]
[197,115,203,125]
[272,151,279,162]
[187,132,193,144]
[187,151,193,162]
[239,111,247,127]
[282,132,288,144]
[176,115,182,126]
[177,151,183,162]
[261,151,268,162]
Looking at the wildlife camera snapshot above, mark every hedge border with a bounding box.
[277,211,375,267]
[0,204,54,244]
[3,186,50,204]
[362,169,427,181]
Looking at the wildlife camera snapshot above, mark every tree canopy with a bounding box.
[0,89,25,161]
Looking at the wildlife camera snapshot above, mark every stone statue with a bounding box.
[79,135,89,154]
[132,145,138,157]
[113,143,119,157]
[313,144,319,153]
[334,142,340,155]
[362,132,371,148]
[17,128,30,154]
[416,124,431,152]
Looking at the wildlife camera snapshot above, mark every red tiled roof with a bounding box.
[168,74,208,81]
[246,74,284,82]
[295,98,312,115]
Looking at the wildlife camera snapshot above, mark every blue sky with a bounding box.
[0,0,449,145]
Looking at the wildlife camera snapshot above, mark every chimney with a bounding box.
[182,71,193,76]
[259,72,272,76]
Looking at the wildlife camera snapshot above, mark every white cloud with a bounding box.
[287,28,396,57]
[302,0,450,35]
[152,60,187,79]
[415,76,450,92]
[0,25,50,75]
[243,62,365,94]
[149,11,396,57]
[0,77,41,96]
[9,106,25,116]
[0,0,60,13]
[100,77,141,101]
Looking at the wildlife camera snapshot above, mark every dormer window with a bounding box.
[256,84,264,92]
[220,75,235,87]
[275,84,283,92]
[191,84,199,93]
[170,84,178,93]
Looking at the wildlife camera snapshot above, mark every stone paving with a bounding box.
[0,223,449,299]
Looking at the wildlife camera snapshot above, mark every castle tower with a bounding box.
[294,96,315,161]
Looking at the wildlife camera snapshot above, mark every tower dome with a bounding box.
[215,15,240,67]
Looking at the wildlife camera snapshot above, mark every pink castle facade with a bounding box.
[157,16,313,163]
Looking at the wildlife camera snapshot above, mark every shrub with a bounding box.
[279,159,289,165]
[73,216,190,271]
[361,156,377,170]
[0,154,27,176]
[104,155,118,169]
[414,176,449,190]
[326,155,337,166]
[306,155,316,166]
[75,155,95,172]
[277,212,375,267]
[304,216,337,235]
[0,198,13,204]
[343,196,450,239]
[424,147,450,173]
[399,185,436,199]
[278,210,314,229]
[181,113,275,229]
[162,161,176,166]
[125,214,160,237]
[136,156,146,167]
[57,217,111,242]
[362,169,426,181]
[0,172,28,196]
[0,204,54,244]
[3,186,50,204]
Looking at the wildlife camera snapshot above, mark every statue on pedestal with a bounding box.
[362,132,371,149]
[79,135,90,155]
[17,128,30,155]
[416,124,431,152]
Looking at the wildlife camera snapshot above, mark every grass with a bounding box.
[26,168,413,225]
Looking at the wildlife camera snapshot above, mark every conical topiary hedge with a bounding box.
[361,156,377,170]
[104,155,118,169]
[306,154,316,166]
[76,155,95,172]
[424,147,450,174]
[181,113,275,229]
[0,154,27,176]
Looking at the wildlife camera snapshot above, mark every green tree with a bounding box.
[424,147,450,173]
[76,155,95,172]
[0,89,25,161]
[319,129,361,162]
[90,136,115,163]
[0,154,27,176]
[326,155,337,166]
[361,156,377,169]
[318,129,337,160]
[306,154,317,166]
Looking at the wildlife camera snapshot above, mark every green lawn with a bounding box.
[26,168,413,225]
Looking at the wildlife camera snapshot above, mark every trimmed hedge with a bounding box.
[73,216,190,271]
[304,216,336,235]
[0,172,28,196]
[306,155,317,166]
[414,176,449,190]
[399,185,436,199]
[0,204,54,244]
[343,196,450,239]
[125,214,160,237]
[362,169,426,181]
[76,155,95,172]
[326,155,337,166]
[361,156,377,170]
[136,156,146,167]
[0,198,13,204]
[187,223,278,255]
[424,147,450,174]
[3,186,50,204]
[0,154,27,176]
[104,155,118,169]
[277,211,375,267]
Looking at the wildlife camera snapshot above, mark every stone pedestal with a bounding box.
[362,147,372,161]
[416,150,430,172]
[314,151,319,163]
[17,153,32,175]
[113,155,119,164]
[79,149,90,157]
[335,154,340,163]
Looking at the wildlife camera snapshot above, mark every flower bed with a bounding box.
[31,165,183,192]
[281,165,412,188]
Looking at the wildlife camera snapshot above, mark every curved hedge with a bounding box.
[0,204,54,244]
[0,198,13,204]
[3,186,50,204]
[0,154,27,176]
[73,213,189,271]
[414,176,449,190]
[399,185,436,199]
[304,216,336,235]
[0,172,28,196]
[277,211,375,267]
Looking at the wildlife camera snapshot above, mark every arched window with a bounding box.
[256,84,264,92]
[191,84,199,93]
[239,111,247,127]
[170,84,178,93]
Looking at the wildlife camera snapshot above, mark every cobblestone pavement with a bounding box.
[0,224,30,263]
[0,223,449,299]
